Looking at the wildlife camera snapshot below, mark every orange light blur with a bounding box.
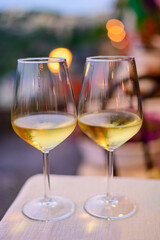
[108,26,126,42]
[48,48,72,73]
[106,19,127,44]
[111,37,128,49]
[106,19,124,30]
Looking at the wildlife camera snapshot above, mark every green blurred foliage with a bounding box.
[0,16,105,79]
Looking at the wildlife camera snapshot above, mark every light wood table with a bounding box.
[0,174,160,239]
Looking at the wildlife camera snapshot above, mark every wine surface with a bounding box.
[78,111,142,151]
[12,113,77,152]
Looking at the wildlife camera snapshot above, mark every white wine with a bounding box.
[12,113,77,152]
[78,111,142,151]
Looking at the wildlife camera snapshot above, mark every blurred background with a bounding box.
[0,0,160,219]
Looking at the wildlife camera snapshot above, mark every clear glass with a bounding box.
[78,56,143,220]
[11,57,77,222]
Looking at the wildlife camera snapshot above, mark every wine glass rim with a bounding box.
[18,57,66,63]
[86,56,135,61]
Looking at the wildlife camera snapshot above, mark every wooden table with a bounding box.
[0,174,160,239]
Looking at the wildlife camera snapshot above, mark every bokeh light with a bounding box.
[106,19,127,47]
[48,48,72,73]
[106,19,124,30]
[108,26,126,42]
[111,37,128,49]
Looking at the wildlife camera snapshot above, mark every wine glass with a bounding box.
[11,57,77,222]
[78,56,143,220]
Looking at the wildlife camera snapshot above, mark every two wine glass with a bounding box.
[11,56,142,221]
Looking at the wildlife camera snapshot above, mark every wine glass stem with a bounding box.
[43,152,51,200]
[106,150,113,200]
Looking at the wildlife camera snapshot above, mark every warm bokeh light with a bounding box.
[109,26,124,35]
[106,19,124,30]
[106,19,127,44]
[111,37,128,49]
[48,48,72,73]
[108,26,126,42]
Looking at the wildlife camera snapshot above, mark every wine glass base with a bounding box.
[84,194,136,220]
[22,196,75,222]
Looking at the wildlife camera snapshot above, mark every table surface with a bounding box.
[0,174,160,240]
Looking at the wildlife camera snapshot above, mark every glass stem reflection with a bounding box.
[106,150,113,200]
[43,152,51,200]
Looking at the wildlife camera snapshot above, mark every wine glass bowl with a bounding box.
[11,57,77,221]
[78,56,143,220]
